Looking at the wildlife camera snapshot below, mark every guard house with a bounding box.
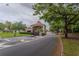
[31,21,46,36]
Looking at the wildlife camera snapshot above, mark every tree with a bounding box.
[73,21,79,32]
[33,3,79,38]
[11,21,26,36]
[17,21,26,32]
[21,24,27,31]
[11,22,18,36]
[50,20,64,33]
[0,23,5,31]
[5,21,12,31]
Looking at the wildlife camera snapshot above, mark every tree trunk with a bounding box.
[64,25,68,38]
[64,18,68,38]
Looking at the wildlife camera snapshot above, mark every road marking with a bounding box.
[0,36,48,49]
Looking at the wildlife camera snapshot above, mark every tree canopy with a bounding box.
[0,21,27,37]
[33,3,79,38]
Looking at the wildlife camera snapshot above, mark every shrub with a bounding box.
[19,32,32,35]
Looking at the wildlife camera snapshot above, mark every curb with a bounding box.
[52,34,64,56]
[58,34,64,56]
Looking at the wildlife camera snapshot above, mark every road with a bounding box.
[0,32,57,56]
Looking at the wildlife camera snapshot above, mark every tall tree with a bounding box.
[33,3,79,38]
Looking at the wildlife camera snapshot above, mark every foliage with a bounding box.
[5,21,12,30]
[73,21,79,32]
[50,20,64,32]
[19,32,32,35]
[11,21,26,31]
[11,21,27,36]
[0,23,5,31]
[0,21,27,37]
[33,3,79,38]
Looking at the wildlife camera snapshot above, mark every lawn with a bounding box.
[62,37,79,56]
[0,32,32,38]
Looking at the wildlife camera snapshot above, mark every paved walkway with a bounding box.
[52,34,63,56]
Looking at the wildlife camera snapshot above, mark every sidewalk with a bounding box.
[52,34,63,56]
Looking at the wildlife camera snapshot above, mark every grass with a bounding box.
[0,32,32,38]
[62,37,79,56]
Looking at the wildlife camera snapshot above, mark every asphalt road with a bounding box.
[0,32,57,56]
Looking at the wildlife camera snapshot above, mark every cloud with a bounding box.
[0,3,49,29]
[0,4,35,23]
[21,3,33,9]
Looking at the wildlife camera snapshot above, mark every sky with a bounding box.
[0,3,49,29]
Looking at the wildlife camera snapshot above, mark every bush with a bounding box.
[41,33,46,36]
[19,32,32,35]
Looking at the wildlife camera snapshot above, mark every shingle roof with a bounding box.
[32,21,44,27]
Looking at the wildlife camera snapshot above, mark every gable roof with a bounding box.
[32,21,44,27]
